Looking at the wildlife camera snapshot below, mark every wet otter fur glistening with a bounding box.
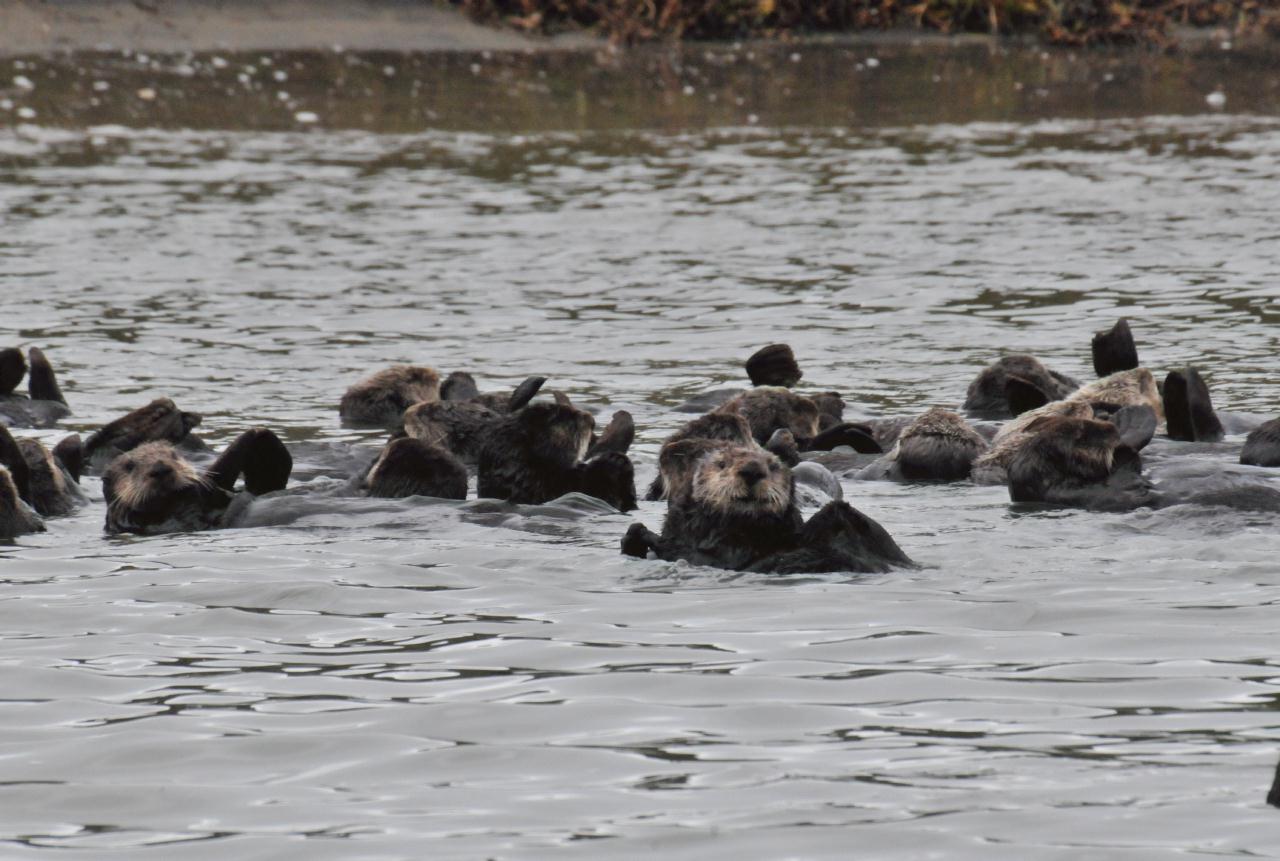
[339,365,442,427]
[622,442,912,574]
[102,428,292,534]
[0,347,71,428]
[477,401,637,511]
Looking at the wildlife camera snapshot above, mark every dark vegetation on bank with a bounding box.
[454,0,1280,46]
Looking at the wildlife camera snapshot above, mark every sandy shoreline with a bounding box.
[0,0,599,55]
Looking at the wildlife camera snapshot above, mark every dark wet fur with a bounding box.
[364,438,468,500]
[84,398,203,466]
[964,355,1079,419]
[15,437,83,517]
[1091,318,1140,377]
[1007,416,1152,510]
[0,348,71,427]
[717,387,820,445]
[404,399,501,462]
[1241,418,1280,467]
[745,344,802,388]
[1163,367,1224,443]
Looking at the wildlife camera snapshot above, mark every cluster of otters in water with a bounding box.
[5,325,1280,803]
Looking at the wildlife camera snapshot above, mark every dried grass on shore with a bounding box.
[454,0,1280,46]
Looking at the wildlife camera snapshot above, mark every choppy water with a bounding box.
[2,42,1280,859]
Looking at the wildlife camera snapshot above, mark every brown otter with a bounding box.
[477,401,636,511]
[84,398,204,469]
[0,424,84,518]
[102,428,292,534]
[0,347,71,428]
[1006,414,1152,509]
[857,408,989,482]
[0,467,43,538]
[402,375,546,462]
[1242,418,1280,467]
[621,442,912,574]
[361,437,467,500]
[964,354,1079,419]
[339,365,441,427]
[716,387,881,453]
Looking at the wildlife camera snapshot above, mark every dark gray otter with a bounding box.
[477,401,637,511]
[621,442,912,574]
[857,407,989,482]
[361,437,468,500]
[102,428,292,535]
[402,375,546,462]
[339,365,442,428]
[84,398,205,470]
[0,347,71,428]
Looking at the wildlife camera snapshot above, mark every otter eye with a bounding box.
[716,459,727,469]
[121,461,135,473]
[769,462,780,472]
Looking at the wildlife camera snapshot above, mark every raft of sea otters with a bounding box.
[3,320,1280,572]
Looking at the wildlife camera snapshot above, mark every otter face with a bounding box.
[102,442,207,526]
[692,445,792,515]
[524,402,594,463]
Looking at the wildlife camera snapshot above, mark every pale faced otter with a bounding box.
[361,437,467,500]
[339,365,441,427]
[646,412,757,502]
[1241,418,1280,467]
[102,428,292,534]
[964,355,1079,419]
[84,398,204,469]
[857,407,989,482]
[621,442,911,574]
[477,401,636,511]
[1071,368,1163,419]
[0,347,71,428]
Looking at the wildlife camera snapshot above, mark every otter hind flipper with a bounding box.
[0,424,32,503]
[1091,318,1140,378]
[0,349,26,398]
[26,348,66,405]
[587,411,635,458]
[745,344,802,388]
[806,422,882,454]
[1004,376,1052,417]
[507,376,547,412]
[1111,405,1157,453]
[206,428,292,495]
[53,434,84,483]
[1164,367,1225,442]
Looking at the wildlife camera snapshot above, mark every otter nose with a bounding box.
[738,462,767,487]
[148,463,173,480]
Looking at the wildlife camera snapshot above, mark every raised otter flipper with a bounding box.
[441,371,481,402]
[507,376,547,412]
[0,467,43,538]
[52,435,84,484]
[0,349,26,398]
[807,422,882,454]
[205,428,292,495]
[26,348,66,405]
[364,437,467,499]
[750,501,912,574]
[1091,318,1139,378]
[1004,376,1051,417]
[745,344,802,388]
[1163,367,1224,442]
[1242,418,1280,467]
[587,411,635,459]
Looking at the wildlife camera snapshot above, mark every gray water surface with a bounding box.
[1,43,1280,859]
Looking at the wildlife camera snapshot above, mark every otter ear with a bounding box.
[53,434,84,483]
[507,376,546,412]
[807,422,882,454]
[745,344,802,388]
[27,348,66,405]
[441,371,480,402]
[1091,318,1140,377]
[587,411,635,458]
[1110,405,1157,452]
[1164,367,1224,442]
[0,348,26,397]
[1005,376,1051,417]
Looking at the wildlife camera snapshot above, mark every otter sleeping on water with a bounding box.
[621,441,912,574]
[102,428,292,534]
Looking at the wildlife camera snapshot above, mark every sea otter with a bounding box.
[621,442,911,574]
[477,401,637,511]
[0,424,85,519]
[715,387,881,453]
[102,427,292,534]
[857,407,989,482]
[964,355,1080,419]
[0,347,71,428]
[401,375,546,462]
[339,365,442,428]
[84,398,205,469]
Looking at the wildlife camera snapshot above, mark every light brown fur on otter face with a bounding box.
[1069,368,1162,419]
[716,387,820,445]
[339,365,442,425]
[972,399,1094,484]
[691,444,793,515]
[103,441,206,515]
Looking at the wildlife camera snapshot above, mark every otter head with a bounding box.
[389,365,442,406]
[691,444,793,516]
[718,387,821,445]
[517,402,595,466]
[102,442,208,528]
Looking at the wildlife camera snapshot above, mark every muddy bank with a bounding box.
[0,0,596,56]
